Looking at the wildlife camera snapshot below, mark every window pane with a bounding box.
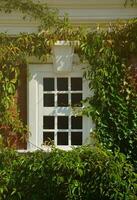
[43,78,54,91]
[57,78,68,91]
[71,93,82,107]
[57,132,68,145]
[57,94,68,107]
[43,116,54,129]
[44,94,54,107]
[58,116,68,129]
[71,132,82,145]
[71,78,82,91]
[71,116,82,129]
[43,132,54,144]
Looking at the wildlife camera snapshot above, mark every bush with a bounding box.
[0,146,136,200]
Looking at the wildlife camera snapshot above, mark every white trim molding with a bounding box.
[0,1,137,34]
[28,64,94,151]
[41,0,137,9]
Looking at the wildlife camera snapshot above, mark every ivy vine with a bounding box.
[82,19,137,165]
[0,0,82,147]
[0,45,27,148]
[0,0,60,29]
[125,0,137,6]
[0,0,137,160]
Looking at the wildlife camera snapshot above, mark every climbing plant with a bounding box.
[0,0,60,29]
[82,19,137,165]
[125,0,137,6]
[0,0,136,155]
[0,45,28,147]
[0,0,82,147]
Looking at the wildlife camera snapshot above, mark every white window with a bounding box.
[28,64,94,150]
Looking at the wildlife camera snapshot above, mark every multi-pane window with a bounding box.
[43,77,83,146]
[28,65,93,151]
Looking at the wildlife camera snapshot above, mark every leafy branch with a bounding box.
[82,19,137,165]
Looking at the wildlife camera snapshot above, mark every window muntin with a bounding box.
[43,116,83,146]
[42,77,83,147]
[28,64,93,151]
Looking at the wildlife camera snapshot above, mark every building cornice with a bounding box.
[0,1,136,34]
[44,0,137,9]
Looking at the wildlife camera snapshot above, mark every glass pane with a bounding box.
[71,78,82,91]
[43,132,54,144]
[57,78,68,91]
[58,116,68,129]
[43,116,54,129]
[43,78,54,91]
[57,132,68,145]
[71,116,82,129]
[44,94,54,107]
[71,132,82,145]
[71,93,82,107]
[57,94,68,107]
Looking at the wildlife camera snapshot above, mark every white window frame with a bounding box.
[28,64,94,150]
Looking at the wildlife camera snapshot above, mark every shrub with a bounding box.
[0,146,136,200]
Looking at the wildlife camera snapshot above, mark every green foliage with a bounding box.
[0,0,82,42]
[0,0,60,29]
[0,146,136,200]
[0,0,82,147]
[0,46,27,147]
[125,0,137,6]
[82,20,137,165]
[0,28,82,59]
[0,3,136,199]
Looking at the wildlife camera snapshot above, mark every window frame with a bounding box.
[28,64,94,150]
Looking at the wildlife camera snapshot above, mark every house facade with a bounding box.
[0,0,137,151]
